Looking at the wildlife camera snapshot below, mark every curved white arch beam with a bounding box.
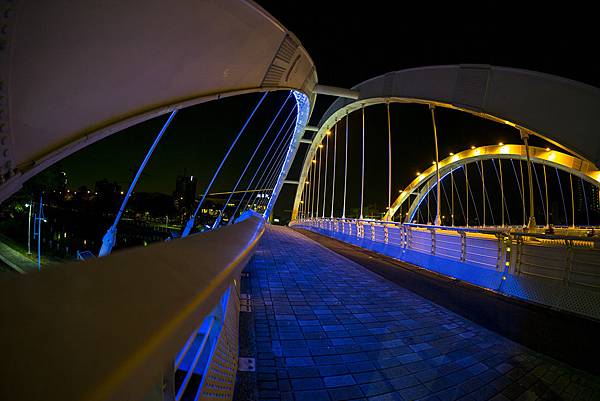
[385,144,600,221]
[0,0,317,202]
[291,65,600,219]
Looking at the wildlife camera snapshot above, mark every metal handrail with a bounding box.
[297,217,600,244]
[0,213,266,401]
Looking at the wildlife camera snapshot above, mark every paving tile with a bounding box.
[291,377,324,390]
[242,227,600,401]
[324,374,356,388]
[328,385,365,401]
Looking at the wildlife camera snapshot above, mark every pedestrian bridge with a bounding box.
[1,1,600,400]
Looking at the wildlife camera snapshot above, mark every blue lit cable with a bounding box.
[252,129,296,211]
[99,109,178,257]
[212,92,292,228]
[237,118,296,214]
[182,92,268,237]
[229,100,297,221]
[250,130,294,211]
[241,119,296,213]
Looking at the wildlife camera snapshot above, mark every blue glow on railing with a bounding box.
[174,287,230,399]
[264,90,310,218]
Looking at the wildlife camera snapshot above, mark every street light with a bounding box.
[25,202,32,255]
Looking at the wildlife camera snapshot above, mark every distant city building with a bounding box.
[173,173,197,211]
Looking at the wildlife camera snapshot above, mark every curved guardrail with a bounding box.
[292,218,600,321]
[0,213,266,401]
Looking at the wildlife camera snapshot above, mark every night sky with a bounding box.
[54,4,597,220]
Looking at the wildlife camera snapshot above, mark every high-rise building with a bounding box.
[173,174,197,211]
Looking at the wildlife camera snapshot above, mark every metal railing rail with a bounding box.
[292,217,600,298]
[0,213,266,401]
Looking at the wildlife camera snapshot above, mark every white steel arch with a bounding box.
[0,0,317,202]
[291,65,600,220]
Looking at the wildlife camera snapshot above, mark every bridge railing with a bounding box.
[291,217,600,320]
[0,212,266,401]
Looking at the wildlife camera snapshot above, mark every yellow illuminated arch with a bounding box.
[384,144,600,221]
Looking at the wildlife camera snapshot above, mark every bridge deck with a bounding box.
[240,226,599,401]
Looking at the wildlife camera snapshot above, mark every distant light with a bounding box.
[319,144,324,148]
[449,152,454,156]
[326,130,331,136]
[471,146,476,150]
[274,218,280,222]
[87,190,90,194]
[25,203,30,207]
[120,191,124,195]
[416,172,421,176]
[305,181,310,184]
[498,142,504,146]
[432,161,436,165]
[312,160,316,163]
[399,190,403,193]
[545,147,551,151]
[190,175,194,182]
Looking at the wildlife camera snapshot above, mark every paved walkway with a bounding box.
[0,239,38,273]
[243,226,599,401]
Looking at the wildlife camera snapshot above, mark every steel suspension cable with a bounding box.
[570,174,576,227]
[465,164,481,226]
[247,125,296,212]
[182,92,268,237]
[360,105,365,219]
[543,164,549,227]
[387,102,392,213]
[232,107,297,218]
[322,132,329,218]
[342,112,349,218]
[451,169,455,226]
[475,160,496,226]
[450,168,466,225]
[253,148,289,211]
[555,167,569,226]
[330,124,337,218]
[212,93,292,227]
[241,120,296,213]
[465,163,469,226]
[430,106,441,225]
[99,109,178,257]
[316,144,322,217]
[532,163,546,224]
[509,159,526,226]
[440,177,452,223]
[581,177,590,226]
[257,150,290,209]
[491,159,511,226]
